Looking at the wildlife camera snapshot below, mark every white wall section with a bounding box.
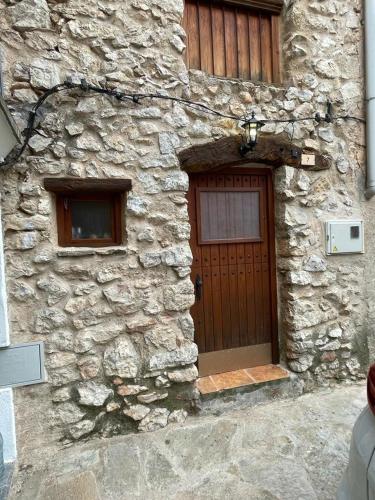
[0,202,9,348]
[0,389,16,462]
[0,201,16,462]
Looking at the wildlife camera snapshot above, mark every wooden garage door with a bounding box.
[188,168,278,376]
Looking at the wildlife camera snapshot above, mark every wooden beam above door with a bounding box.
[178,134,332,173]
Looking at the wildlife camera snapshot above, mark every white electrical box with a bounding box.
[325,220,364,255]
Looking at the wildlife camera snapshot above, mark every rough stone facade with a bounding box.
[0,0,371,457]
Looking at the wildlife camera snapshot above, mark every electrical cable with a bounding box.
[0,79,367,168]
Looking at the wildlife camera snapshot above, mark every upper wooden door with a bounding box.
[188,168,278,376]
[182,0,281,83]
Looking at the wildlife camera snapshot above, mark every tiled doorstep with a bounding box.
[196,364,289,395]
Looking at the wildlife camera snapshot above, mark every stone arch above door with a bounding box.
[178,133,332,173]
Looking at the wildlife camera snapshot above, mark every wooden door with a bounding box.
[188,168,278,376]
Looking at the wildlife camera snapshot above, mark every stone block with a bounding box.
[163,280,195,312]
[34,308,68,334]
[161,172,189,192]
[168,409,188,424]
[139,252,162,268]
[29,58,60,89]
[78,356,101,380]
[124,404,150,421]
[37,274,69,306]
[69,420,96,440]
[137,227,155,242]
[103,336,140,378]
[5,214,49,232]
[96,269,121,284]
[138,408,170,432]
[76,381,113,407]
[126,316,156,333]
[52,387,71,403]
[288,355,314,373]
[9,281,35,302]
[103,282,145,315]
[137,391,168,404]
[8,0,51,31]
[65,122,84,136]
[148,343,198,371]
[287,271,312,286]
[303,256,327,272]
[53,402,85,426]
[76,132,101,152]
[127,195,150,217]
[28,135,53,153]
[117,385,148,396]
[47,352,76,369]
[167,365,198,383]
[7,231,39,251]
[159,132,180,154]
[319,340,341,352]
[162,246,193,267]
[178,315,195,340]
[49,366,81,387]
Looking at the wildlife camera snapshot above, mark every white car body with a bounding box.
[338,406,375,499]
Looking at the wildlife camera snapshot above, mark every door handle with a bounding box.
[195,274,203,301]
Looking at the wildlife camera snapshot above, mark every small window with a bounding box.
[44,178,131,247]
[182,0,282,83]
[196,187,263,244]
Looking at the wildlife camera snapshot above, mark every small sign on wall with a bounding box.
[0,342,45,388]
[301,154,316,167]
[325,220,364,255]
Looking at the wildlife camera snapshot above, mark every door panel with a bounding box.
[188,169,278,375]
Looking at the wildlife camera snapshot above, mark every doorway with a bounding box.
[187,167,278,376]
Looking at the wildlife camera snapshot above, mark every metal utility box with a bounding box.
[325,220,364,255]
[0,342,45,388]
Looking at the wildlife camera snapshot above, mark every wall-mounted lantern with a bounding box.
[239,111,265,156]
[0,96,21,163]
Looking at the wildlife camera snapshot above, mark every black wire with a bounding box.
[0,80,366,168]
[1,84,68,167]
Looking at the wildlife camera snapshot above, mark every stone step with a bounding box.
[197,367,304,416]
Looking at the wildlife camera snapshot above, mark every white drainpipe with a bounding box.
[365,0,375,198]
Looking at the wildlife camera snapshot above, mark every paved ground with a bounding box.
[9,383,366,500]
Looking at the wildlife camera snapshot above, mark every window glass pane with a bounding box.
[199,190,260,242]
[71,200,112,240]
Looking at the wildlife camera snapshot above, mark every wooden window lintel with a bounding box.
[44,178,132,194]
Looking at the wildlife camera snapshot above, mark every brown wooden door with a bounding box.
[188,168,278,376]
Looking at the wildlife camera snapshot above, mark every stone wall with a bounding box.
[0,0,372,457]
[275,0,369,388]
